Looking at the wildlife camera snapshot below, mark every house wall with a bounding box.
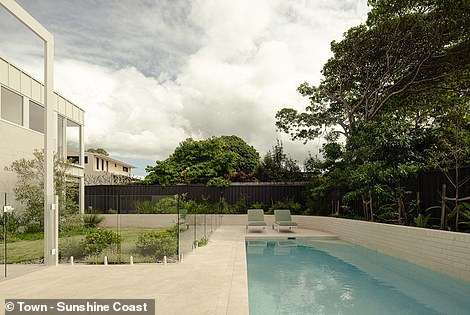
[84,153,132,176]
[0,57,85,212]
[0,119,42,193]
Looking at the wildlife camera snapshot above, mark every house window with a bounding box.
[57,115,66,158]
[123,167,129,172]
[1,87,23,126]
[84,156,88,164]
[96,157,99,170]
[66,119,81,164]
[115,163,117,167]
[101,159,104,170]
[106,161,109,171]
[29,100,44,133]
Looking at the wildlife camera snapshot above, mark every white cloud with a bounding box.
[1,0,369,174]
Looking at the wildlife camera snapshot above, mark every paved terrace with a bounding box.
[0,227,336,315]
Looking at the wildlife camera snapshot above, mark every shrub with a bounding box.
[82,214,104,228]
[59,214,82,233]
[23,223,42,234]
[135,227,177,259]
[269,198,302,214]
[135,201,155,214]
[414,213,431,228]
[83,229,121,256]
[194,237,208,247]
[0,212,20,235]
[250,202,265,209]
[60,238,85,260]
[155,197,178,214]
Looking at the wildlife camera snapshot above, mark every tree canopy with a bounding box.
[276,0,469,142]
[145,136,260,187]
[276,0,470,229]
[254,140,304,182]
[86,148,109,156]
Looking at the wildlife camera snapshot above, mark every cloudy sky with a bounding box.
[0,0,369,176]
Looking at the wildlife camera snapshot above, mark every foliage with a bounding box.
[135,196,179,214]
[23,223,43,234]
[0,212,21,237]
[86,148,109,156]
[145,136,260,186]
[275,0,470,227]
[135,227,177,259]
[135,201,155,214]
[254,140,304,182]
[82,229,121,256]
[4,149,79,228]
[276,0,469,141]
[60,238,85,260]
[82,214,104,229]
[269,197,302,215]
[447,202,470,232]
[250,202,265,209]
[194,237,208,247]
[414,214,431,228]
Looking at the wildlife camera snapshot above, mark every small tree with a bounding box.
[431,96,470,231]
[5,149,79,229]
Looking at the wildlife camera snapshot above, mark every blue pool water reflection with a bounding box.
[246,239,470,315]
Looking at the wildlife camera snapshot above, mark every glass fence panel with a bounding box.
[61,193,222,265]
[178,207,193,260]
[1,192,44,280]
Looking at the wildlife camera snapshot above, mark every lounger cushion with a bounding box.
[276,221,298,226]
[247,221,267,226]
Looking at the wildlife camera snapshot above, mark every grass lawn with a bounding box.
[0,227,171,264]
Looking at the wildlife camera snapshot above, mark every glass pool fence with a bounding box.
[1,192,222,280]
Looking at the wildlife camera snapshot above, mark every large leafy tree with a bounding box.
[276,0,469,227]
[276,0,469,141]
[145,136,259,186]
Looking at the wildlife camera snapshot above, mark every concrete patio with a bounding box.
[0,226,337,315]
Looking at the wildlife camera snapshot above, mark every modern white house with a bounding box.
[0,56,85,212]
[84,151,135,185]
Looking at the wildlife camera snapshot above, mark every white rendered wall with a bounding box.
[0,119,42,193]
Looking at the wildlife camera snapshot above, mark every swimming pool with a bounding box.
[246,239,470,315]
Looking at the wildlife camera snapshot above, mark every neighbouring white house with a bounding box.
[0,56,85,212]
[84,151,135,185]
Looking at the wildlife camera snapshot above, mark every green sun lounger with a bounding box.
[273,210,298,232]
[246,209,267,231]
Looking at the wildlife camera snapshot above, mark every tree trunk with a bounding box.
[369,191,374,222]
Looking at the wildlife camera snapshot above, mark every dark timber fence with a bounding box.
[85,182,307,214]
[85,167,470,216]
[331,167,470,221]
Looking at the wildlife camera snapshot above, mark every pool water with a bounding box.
[246,239,470,315]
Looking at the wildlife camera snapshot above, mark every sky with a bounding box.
[0,0,369,176]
